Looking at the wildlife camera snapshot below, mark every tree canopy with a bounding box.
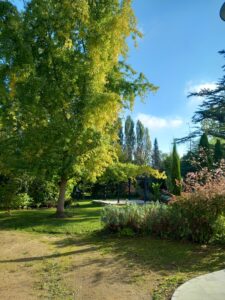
[99,162,166,185]
[176,51,225,145]
[0,0,157,216]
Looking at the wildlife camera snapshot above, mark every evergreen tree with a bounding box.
[214,139,224,162]
[190,51,225,140]
[161,153,173,191]
[171,142,182,195]
[198,133,213,168]
[199,133,210,150]
[177,51,225,144]
[143,128,151,165]
[180,151,197,177]
[124,116,135,162]
[152,138,161,169]
[134,120,145,164]
[118,118,124,148]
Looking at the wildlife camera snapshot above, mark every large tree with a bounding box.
[0,0,157,216]
[177,51,225,145]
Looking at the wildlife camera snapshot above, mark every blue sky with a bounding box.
[126,0,225,155]
[13,0,225,155]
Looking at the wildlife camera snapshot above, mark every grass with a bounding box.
[0,201,103,234]
[1,200,225,299]
[38,260,74,300]
[85,235,225,299]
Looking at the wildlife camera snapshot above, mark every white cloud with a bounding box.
[137,113,183,130]
[185,81,217,107]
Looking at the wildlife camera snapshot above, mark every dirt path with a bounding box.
[0,231,153,300]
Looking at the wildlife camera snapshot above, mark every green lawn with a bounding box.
[0,201,103,234]
[0,200,225,299]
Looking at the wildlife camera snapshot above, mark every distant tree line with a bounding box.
[118,115,162,169]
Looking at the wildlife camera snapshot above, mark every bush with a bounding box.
[152,182,161,202]
[211,214,225,244]
[14,193,33,209]
[101,202,171,235]
[28,179,58,208]
[170,193,225,243]
[102,160,225,244]
[102,195,225,244]
[0,187,33,211]
[0,177,22,211]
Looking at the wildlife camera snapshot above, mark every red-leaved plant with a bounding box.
[171,158,225,243]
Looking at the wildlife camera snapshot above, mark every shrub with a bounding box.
[0,177,22,211]
[144,203,171,238]
[167,159,224,243]
[14,193,33,209]
[152,182,161,202]
[102,162,225,244]
[28,179,58,208]
[102,194,225,243]
[101,202,171,235]
[170,193,225,243]
[211,214,225,244]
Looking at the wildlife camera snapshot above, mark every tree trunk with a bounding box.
[56,178,67,218]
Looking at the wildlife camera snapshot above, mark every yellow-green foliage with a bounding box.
[0,0,157,187]
[99,162,166,184]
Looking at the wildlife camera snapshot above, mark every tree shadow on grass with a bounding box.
[0,214,99,230]
[0,246,100,263]
[0,226,224,278]
[52,232,225,275]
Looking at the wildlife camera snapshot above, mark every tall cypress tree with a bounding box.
[135,120,145,164]
[152,138,161,169]
[171,142,182,195]
[124,116,135,162]
[143,128,151,165]
[118,118,124,148]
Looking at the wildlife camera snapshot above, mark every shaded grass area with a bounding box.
[53,234,225,299]
[1,201,225,299]
[0,201,103,234]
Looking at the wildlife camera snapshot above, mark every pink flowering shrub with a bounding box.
[171,159,225,243]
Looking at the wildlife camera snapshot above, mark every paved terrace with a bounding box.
[172,270,225,300]
[92,199,147,205]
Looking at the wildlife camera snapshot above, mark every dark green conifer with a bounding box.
[171,142,182,195]
[214,139,224,162]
